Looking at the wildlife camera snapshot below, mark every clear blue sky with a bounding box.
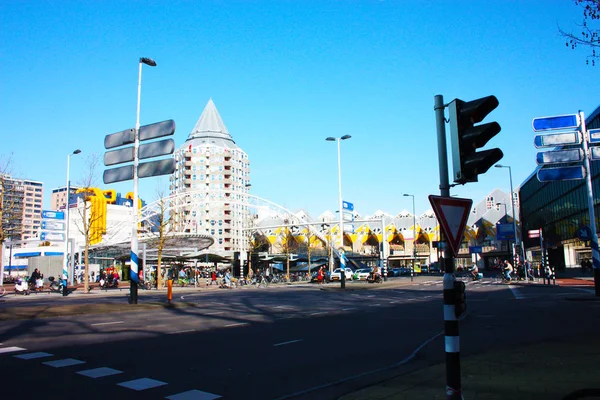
[2,1,598,218]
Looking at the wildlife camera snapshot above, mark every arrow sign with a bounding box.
[533,131,581,148]
[532,114,580,132]
[41,221,65,231]
[537,165,585,182]
[590,128,600,144]
[428,195,472,256]
[342,201,354,211]
[536,148,584,165]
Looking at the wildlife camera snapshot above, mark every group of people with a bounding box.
[581,258,593,273]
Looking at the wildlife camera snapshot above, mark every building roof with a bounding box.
[184,98,240,149]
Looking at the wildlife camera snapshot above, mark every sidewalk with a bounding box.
[340,336,600,400]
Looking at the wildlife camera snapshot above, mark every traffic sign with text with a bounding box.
[428,195,472,256]
[528,229,541,238]
[537,165,585,182]
[536,148,584,165]
[533,131,581,148]
[342,201,354,211]
[532,114,580,132]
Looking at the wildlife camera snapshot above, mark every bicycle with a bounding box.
[495,270,517,284]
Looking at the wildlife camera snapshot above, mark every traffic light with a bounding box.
[449,95,503,184]
[454,280,466,317]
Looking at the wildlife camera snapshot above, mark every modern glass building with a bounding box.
[519,105,600,271]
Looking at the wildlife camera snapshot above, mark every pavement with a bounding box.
[2,271,600,399]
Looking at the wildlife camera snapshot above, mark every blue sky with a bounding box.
[2,1,598,218]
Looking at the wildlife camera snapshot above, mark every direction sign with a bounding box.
[40,231,65,241]
[104,139,175,166]
[41,210,64,220]
[537,165,586,182]
[343,224,354,233]
[589,128,600,144]
[533,131,581,148]
[532,114,580,132]
[342,201,354,211]
[342,211,353,222]
[103,159,176,184]
[41,221,65,231]
[591,147,600,161]
[469,246,482,254]
[428,195,472,256]
[528,229,540,238]
[536,148,584,165]
[496,223,515,240]
[578,225,592,241]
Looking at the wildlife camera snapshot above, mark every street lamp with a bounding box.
[403,194,416,282]
[131,56,156,305]
[496,202,509,255]
[495,164,519,267]
[64,149,81,287]
[326,134,351,288]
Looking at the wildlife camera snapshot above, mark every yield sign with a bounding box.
[428,195,473,256]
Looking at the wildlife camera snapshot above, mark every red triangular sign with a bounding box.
[428,195,473,256]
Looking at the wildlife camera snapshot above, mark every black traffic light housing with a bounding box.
[449,95,503,184]
[454,280,466,317]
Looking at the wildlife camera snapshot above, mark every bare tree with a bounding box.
[277,222,299,280]
[559,0,600,65]
[144,190,177,289]
[303,229,324,276]
[73,154,102,293]
[0,154,23,282]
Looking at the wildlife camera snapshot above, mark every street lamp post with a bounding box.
[326,134,351,289]
[495,165,519,267]
[131,56,157,305]
[63,149,81,288]
[496,202,509,255]
[404,194,416,282]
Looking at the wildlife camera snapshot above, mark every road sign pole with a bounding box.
[435,94,461,399]
[580,111,600,296]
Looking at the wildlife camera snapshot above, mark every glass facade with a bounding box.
[519,106,600,270]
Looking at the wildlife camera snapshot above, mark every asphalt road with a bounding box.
[1,277,598,400]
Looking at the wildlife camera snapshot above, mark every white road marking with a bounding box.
[77,367,123,378]
[118,377,168,391]
[166,389,222,400]
[204,311,224,315]
[14,352,53,360]
[273,339,303,347]
[342,308,355,311]
[0,346,26,354]
[91,321,125,326]
[169,329,195,334]
[224,323,248,327]
[309,312,327,316]
[508,285,525,299]
[43,358,86,368]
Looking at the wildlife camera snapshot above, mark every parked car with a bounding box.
[420,264,429,274]
[353,268,371,280]
[330,268,353,281]
[387,268,400,277]
[428,262,441,273]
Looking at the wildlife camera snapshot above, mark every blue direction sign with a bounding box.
[536,148,584,165]
[532,114,580,132]
[342,201,354,211]
[469,246,483,254]
[537,165,586,182]
[41,221,65,231]
[40,231,65,241]
[591,147,600,161]
[589,128,600,144]
[533,131,581,148]
[41,210,64,220]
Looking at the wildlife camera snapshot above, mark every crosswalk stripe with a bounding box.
[14,352,53,360]
[166,389,222,400]
[118,377,168,391]
[0,346,26,354]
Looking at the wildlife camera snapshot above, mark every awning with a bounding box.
[14,252,41,258]
[3,265,28,271]
[44,252,64,256]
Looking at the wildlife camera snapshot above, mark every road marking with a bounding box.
[91,321,124,326]
[166,389,222,400]
[309,312,327,316]
[0,346,26,354]
[169,329,195,334]
[224,323,248,327]
[389,301,397,304]
[273,339,303,347]
[204,311,224,315]
[15,352,53,360]
[508,285,525,299]
[43,358,86,368]
[118,377,168,391]
[369,304,381,307]
[342,308,355,311]
[77,367,123,378]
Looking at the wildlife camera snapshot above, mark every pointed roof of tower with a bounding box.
[186,98,234,143]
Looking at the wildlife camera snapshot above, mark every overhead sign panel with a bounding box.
[428,195,472,256]
[533,131,581,148]
[104,128,135,149]
[537,165,585,182]
[138,158,176,178]
[536,148,584,165]
[532,114,580,132]
[139,119,176,141]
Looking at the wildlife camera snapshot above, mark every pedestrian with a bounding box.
[211,270,217,285]
[317,266,324,284]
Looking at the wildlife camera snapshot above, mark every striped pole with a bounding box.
[435,95,462,399]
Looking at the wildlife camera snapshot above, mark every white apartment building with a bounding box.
[170,99,251,257]
[0,174,43,242]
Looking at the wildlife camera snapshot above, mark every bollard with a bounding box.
[167,279,173,303]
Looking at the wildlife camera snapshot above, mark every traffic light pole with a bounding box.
[434,94,462,399]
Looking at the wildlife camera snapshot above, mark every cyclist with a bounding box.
[470,264,479,280]
[503,260,514,281]
[224,269,233,288]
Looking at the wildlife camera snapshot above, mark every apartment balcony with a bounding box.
[184,161,192,167]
